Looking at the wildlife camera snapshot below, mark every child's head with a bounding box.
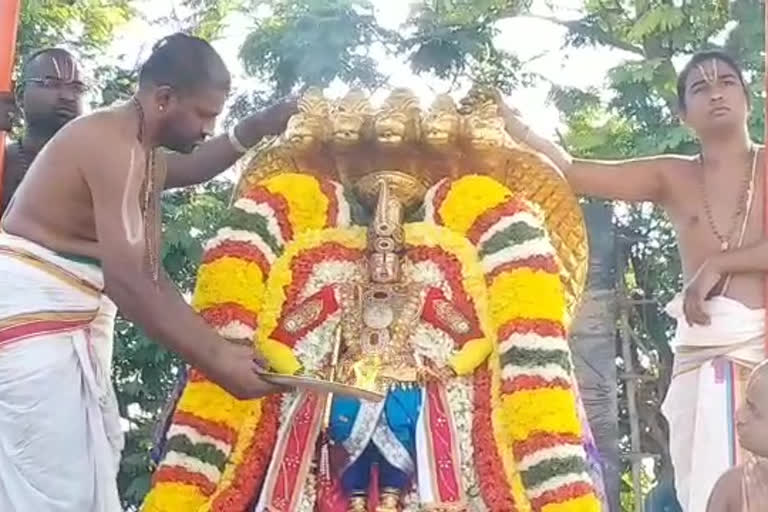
[736,361,768,457]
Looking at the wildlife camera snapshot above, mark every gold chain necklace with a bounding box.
[130,96,161,282]
[699,146,757,252]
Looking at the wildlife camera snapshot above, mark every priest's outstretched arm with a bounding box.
[163,98,297,189]
[493,91,676,204]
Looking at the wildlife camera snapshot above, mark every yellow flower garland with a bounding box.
[436,175,511,234]
[143,173,342,512]
[433,175,601,511]
[193,256,266,316]
[262,174,331,233]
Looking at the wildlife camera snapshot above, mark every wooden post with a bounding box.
[0,0,22,203]
[617,238,644,512]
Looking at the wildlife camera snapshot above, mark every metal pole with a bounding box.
[0,0,23,201]
[617,239,644,512]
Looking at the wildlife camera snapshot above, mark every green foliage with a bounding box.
[91,64,137,108]
[239,0,390,96]
[16,0,133,64]
[149,0,243,40]
[403,0,530,90]
[234,0,532,100]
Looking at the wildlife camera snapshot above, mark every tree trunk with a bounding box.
[570,201,620,511]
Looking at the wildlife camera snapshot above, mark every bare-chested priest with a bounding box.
[495,50,766,511]
[0,33,295,511]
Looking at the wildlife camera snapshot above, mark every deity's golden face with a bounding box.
[423,111,461,148]
[332,113,367,146]
[464,112,508,151]
[284,114,327,150]
[423,95,461,148]
[368,252,401,283]
[375,111,410,147]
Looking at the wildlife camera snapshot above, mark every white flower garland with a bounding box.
[299,261,364,301]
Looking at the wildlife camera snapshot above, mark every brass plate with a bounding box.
[257,371,385,402]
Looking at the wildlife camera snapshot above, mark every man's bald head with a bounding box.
[20,48,85,135]
[736,361,768,457]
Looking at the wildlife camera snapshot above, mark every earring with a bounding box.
[159,105,165,112]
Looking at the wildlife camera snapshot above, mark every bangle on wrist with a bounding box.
[228,124,249,154]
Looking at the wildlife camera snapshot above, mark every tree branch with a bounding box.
[526,14,645,56]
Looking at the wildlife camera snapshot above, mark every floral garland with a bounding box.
[142,173,350,512]
[425,175,602,511]
[144,172,602,512]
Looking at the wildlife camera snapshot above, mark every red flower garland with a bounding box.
[529,481,594,510]
[501,375,571,394]
[497,318,565,343]
[318,179,340,227]
[513,432,583,461]
[283,243,362,307]
[465,198,526,244]
[211,395,282,511]
[471,368,518,511]
[173,411,238,446]
[430,179,453,226]
[199,303,259,331]
[203,241,272,277]
[242,186,294,243]
[487,255,559,281]
[152,465,218,496]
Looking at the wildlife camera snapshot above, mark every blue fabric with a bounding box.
[329,395,361,444]
[341,445,411,493]
[330,387,422,494]
[382,387,421,456]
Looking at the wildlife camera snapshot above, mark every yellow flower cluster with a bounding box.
[142,482,209,512]
[436,175,511,234]
[193,257,266,314]
[261,174,331,233]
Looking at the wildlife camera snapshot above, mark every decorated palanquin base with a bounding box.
[141,88,606,512]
